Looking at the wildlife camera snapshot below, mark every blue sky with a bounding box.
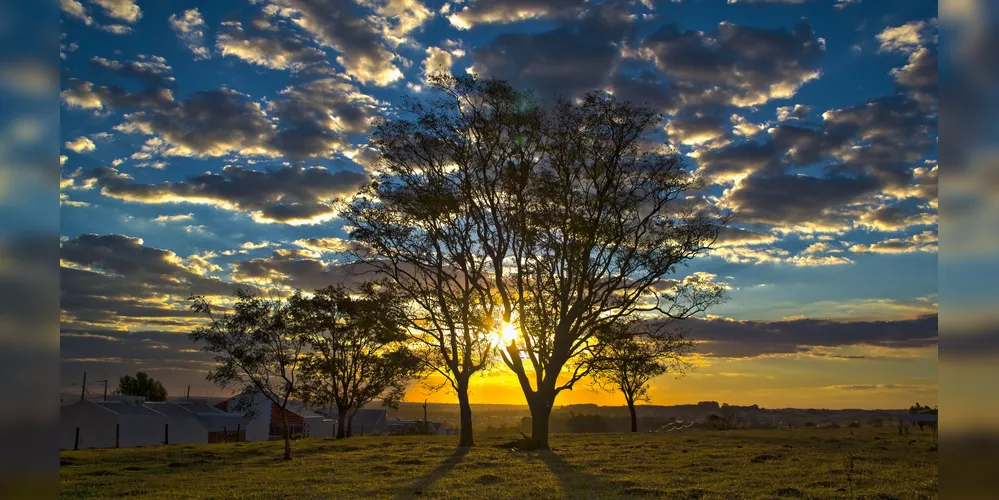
[59,0,938,408]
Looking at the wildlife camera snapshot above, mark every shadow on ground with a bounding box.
[538,449,622,497]
[392,446,471,499]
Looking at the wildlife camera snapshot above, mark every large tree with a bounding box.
[117,371,168,402]
[590,320,696,433]
[189,288,308,460]
[289,282,420,439]
[344,78,522,446]
[350,73,727,449]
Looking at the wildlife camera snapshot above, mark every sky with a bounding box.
[58,0,938,410]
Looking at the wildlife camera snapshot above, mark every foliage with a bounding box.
[189,287,309,460]
[590,320,694,431]
[116,372,168,402]
[289,282,420,438]
[350,72,729,449]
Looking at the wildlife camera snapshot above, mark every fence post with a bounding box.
[74,427,80,450]
[236,424,240,443]
[165,423,169,445]
[116,424,120,448]
[224,426,228,443]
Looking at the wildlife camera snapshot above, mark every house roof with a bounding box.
[94,400,164,417]
[352,409,386,427]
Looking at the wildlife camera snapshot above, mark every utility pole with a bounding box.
[80,372,87,400]
[187,385,190,400]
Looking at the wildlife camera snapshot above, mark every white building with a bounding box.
[61,397,167,450]
[144,401,252,444]
[214,392,336,441]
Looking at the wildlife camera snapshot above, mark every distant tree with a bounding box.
[189,288,308,461]
[289,282,420,439]
[117,372,168,402]
[350,73,728,450]
[590,321,694,432]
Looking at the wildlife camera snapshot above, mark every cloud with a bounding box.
[152,213,194,223]
[169,8,210,60]
[775,104,812,121]
[849,230,937,254]
[115,89,280,158]
[61,78,175,111]
[469,1,636,100]
[639,20,824,108]
[730,114,765,137]
[89,0,142,23]
[834,0,861,8]
[714,226,778,247]
[61,0,94,25]
[856,204,936,232]
[893,46,937,104]
[230,249,378,290]
[64,136,96,153]
[364,0,434,46]
[666,113,733,149]
[682,313,937,358]
[90,54,175,89]
[449,0,587,30]
[422,46,455,81]
[877,19,936,54]
[89,164,368,225]
[60,234,237,328]
[699,93,935,233]
[292,237,368,257]
[215,21,328,72]
[264,0,403,86]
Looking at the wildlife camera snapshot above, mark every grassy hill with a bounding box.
[60,427,937,499]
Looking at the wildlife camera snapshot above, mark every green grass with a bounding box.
[60,427,937,499]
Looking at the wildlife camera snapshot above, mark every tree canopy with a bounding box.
[117,372,168,402]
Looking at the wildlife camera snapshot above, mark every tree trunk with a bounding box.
[281,407,292,461]
[529,391,554,450]
[457,380,474,447]
[627,399,638,433]
[346,413,354,438]
[336,407,348,439]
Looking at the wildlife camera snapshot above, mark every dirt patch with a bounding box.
[474,473,504,485]
[394,458,425,466]
[750,453,781,463]
[83,470,116,477]
[121,466,145,472]
[669,488,706,500]
[774,487,805,497]
[621,486,665,496]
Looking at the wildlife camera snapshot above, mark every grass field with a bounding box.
[60,427,937,499]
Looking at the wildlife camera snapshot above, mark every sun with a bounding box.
[498,321,520,345]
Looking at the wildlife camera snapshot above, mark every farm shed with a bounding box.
[61,398,167,450]
[214,392,333,441]
[144,401,252,444]
[350,409,387,436]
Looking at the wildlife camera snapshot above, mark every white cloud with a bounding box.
[64,136,96,153]
[170,9,210,60]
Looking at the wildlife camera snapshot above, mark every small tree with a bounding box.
[290,282,420,439]
[189,288,308,460]
[117,372,168,402]
[591,321,694,432]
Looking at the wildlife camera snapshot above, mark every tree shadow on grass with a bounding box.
[392,446,471,499]
[538,449,625,498]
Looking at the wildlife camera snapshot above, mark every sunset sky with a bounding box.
[59,0,938,410]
